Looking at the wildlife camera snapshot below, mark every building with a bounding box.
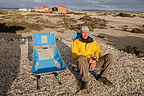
[19,8,32,11]
[52,6,68,14]
[34,6,49,13]
[33,6,69,13]
[48,8,52,13]
[41,6,49,13]
[34,7,43,12]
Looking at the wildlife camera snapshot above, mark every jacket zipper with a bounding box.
[85,43,87,51]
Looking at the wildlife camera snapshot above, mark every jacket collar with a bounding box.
[79,35,93,43]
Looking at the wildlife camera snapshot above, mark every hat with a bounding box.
[80,26,90,34]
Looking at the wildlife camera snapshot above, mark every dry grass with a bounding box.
[57,17,77,29]
[0,9,8,15]
[70,15,107,32]
[0,10,61,33]
[67,12,85,15]
[26,14,43,16]
[138,15,144,18]
[118,25,144,34]
[0,18,44,33]
[48,14,70,18]
[120,25,129,31]
[35,18,59,29]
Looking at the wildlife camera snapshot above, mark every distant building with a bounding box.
[19,8,32,11]
[33,6,69,13]
[52,6,68,14]
[48,8,52,13]
[41,6,49,13]
[34,6,49,13]
[34,7,43,12]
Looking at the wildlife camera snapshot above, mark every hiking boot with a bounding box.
[96,74,102,80]
[80,81,88,92]
[96,74,113,86]
[101,77,113,86]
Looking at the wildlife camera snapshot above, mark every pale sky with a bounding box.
[0,0,144,12]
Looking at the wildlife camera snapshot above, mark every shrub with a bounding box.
[70,23,94,32]
[121,25,129,31]
[0,10,8,15]
[79,16,107,27]
[26,23,44,31]
[67,12,85,15]
[26,14,43,16]
[123,45,140,56]
[2,19,44,32]
[44,22,59,29]
[0,18,4,21]
[16,29,31,33]
[72,15,108,32]
[131,28,144,33]
[58,17,77,29]
[79,16,93,22]
[138,15,144,18]
[97,34,105,38]
[3,15,13,19]
[49,14,70,18]
[116,12,136,17]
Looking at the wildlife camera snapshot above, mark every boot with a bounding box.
[96,74,113,86]
[81,81,88,92]
[101,77,113,86]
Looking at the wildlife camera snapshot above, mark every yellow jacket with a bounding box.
[71,38,101,61]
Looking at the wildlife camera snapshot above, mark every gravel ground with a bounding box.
[0,33,144,96]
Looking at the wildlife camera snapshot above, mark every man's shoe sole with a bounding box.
[81,88,88,92]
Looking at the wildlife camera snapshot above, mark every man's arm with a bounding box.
[94,42,101,61]
[71,40,81,60]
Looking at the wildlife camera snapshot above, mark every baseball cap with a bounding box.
[80,26,90,33]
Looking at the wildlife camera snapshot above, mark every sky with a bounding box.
[0,0,144,12]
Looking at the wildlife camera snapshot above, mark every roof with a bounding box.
[54,6,67,8]
[42,6,48,8]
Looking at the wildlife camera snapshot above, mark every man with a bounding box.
[71,26,113,91]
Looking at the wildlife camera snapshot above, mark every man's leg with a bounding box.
[77,55,89,91]
[96,53,113,77]
[95,53,113,85]
[77,55,89,82]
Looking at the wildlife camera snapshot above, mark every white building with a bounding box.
[19,8,32,11]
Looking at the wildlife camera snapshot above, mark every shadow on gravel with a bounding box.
[27,36,33,62]
[56,39,82,95]
[0,33,26,96]
[0,23,25,33]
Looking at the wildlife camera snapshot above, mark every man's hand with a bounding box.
[89,58,96,64]
[89,58,96,71]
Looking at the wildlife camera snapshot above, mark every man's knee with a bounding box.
[106,53,113,61]
[77,55,87,66]
[77,55,86,61]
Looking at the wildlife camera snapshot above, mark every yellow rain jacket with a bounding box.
[71,38,101,61]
